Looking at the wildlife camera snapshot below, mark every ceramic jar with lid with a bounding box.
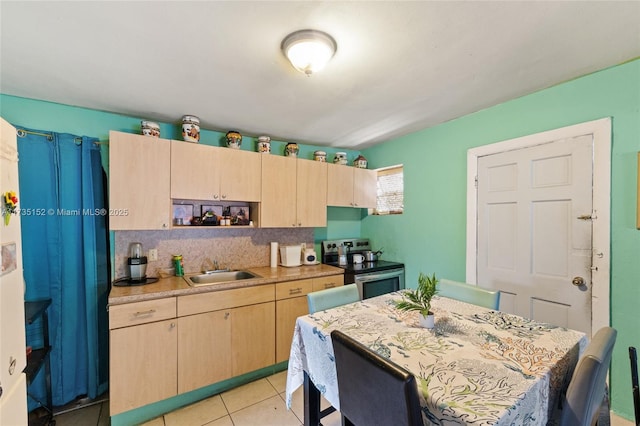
[226,131,242,149]
[257,135,271,154]
[313,150,327,162]
[353,154,368,169]
[182,115,200,143]
[285,143,299,157]
[333,152,347,165]
[141,120,160,137]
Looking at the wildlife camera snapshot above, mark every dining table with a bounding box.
[285,292,587,426]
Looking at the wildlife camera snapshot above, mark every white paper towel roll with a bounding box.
[270,242,278,268]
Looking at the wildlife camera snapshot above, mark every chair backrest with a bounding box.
[438,279,500,310]
[630,346,640,426]
[331,330,424,426]
[307,283,360,314]
[560,327,617,426]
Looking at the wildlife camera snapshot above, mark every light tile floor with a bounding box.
[52,370,636,426]
[52,370,343,426]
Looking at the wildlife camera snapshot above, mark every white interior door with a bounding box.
[0,117,27,424]
[476,134,593,335]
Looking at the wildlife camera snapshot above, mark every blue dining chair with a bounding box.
[560,326,617,426]
[438,279,500,310]
[307,283,360,314]
[331,330,424,426]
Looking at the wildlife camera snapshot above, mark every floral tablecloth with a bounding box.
[285,292,586,426]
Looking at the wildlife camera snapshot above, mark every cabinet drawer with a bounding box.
[276,279,313,300]
[178,284,275,317]
[109,298,176,329]
[312,275,344,292]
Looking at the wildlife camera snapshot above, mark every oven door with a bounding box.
[354,268,405,300]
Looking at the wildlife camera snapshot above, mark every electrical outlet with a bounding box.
[148,249,158,262]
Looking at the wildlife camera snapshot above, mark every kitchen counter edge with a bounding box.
[108,264,345,306]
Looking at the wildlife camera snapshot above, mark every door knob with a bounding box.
[572,276,586,286]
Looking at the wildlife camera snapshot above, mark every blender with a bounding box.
[127,242,147,283]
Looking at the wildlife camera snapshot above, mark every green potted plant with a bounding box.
[395,272,439,328]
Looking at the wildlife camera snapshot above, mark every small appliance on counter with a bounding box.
[127,242,147,282]
[114,242,159,286]
[302,248,318,265]
[280,244,302,267]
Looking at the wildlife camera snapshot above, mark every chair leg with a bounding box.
[629,347,640,426]
[341,415,355,426]
[595,386,611,426]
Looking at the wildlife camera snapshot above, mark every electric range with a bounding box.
[321,238,405,299]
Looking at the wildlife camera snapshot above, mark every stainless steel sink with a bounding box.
[185,270,261,287]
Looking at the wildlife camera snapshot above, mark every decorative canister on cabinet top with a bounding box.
[285,143,299,158]
[313,150,327,162]
[333,152,347,165]
[257,135,271,154]
[141,120,160,137]
[181,115,200,143]
[353,154,368,169]
[226,130,242,149]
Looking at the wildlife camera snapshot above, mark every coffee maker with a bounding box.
[127,242,147,283]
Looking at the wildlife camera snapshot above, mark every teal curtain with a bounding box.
[16,126,109,409]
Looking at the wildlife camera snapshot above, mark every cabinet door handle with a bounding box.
[170,322,176,329]
[325,284,335,289]
[133,309,156,317]
[213,195,219,199]
[289,287,302,295]
[221,195,227,200]
[224,312,230,319]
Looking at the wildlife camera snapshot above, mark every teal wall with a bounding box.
[361,59,640,420]
[3,59,638,420]
[0,94,364,160]
[0,94,363,241]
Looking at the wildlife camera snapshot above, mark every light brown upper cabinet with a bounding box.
[327,163,377,209]
[109,131,171,230]
[171,141,261,202]
[261,156,328,227]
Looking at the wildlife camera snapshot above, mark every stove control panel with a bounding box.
[322,239,372,255]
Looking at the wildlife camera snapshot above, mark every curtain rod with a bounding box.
[16,128,108,145]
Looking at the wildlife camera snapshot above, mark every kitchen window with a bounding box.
[374,165,404,215]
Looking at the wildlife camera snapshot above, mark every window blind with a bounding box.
[375,165,404,215]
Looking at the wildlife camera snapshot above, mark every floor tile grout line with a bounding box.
[221,378,282,415]
[277,390,304,424]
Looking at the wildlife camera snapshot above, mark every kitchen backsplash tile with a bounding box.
[114,228,314,280]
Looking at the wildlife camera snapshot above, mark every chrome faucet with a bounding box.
[202,259,230,274]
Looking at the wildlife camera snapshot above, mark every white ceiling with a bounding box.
[1,1,639,149]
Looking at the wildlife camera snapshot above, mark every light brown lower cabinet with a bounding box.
[110,277,342,414]
[231,302,275,375]
[178,301,275,394]
[275,275,344,363]
[275,279,314,363]
[110,319,178,415]
[312,275,344,292]
[177,310,232,393]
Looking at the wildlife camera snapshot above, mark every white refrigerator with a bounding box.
[0,117,28,425]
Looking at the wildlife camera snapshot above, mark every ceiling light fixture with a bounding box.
[281,29,337,76]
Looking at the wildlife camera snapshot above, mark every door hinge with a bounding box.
[474,175,478,188]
